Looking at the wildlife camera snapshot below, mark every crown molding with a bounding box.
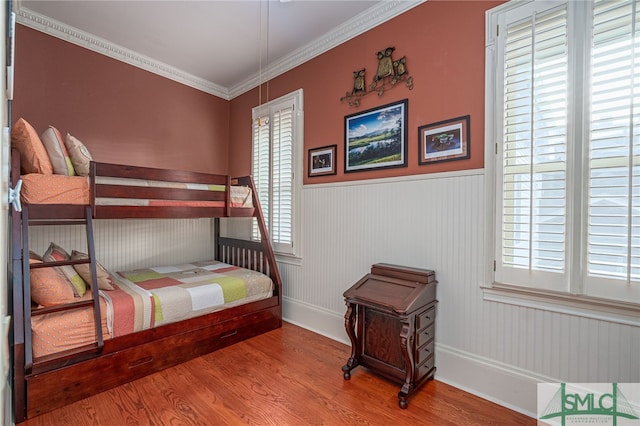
[16,7,231,100]
[227,0,425,99]
[16,1,425,101]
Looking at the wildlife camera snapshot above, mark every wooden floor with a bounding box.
[23,322,534,426]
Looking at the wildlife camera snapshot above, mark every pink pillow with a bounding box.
[30,259,75,307]
[41,126,76,176]
[11,118,53,174]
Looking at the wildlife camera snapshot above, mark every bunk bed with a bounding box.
[10,147,283,422]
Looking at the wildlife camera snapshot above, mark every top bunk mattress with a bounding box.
[20,174,253,207]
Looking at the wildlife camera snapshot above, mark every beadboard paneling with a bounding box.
[22,174,640,415]
[27,218,215,272]
[285,172,639,394]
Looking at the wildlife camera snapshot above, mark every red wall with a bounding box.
[12,25,229,174]
[230,0,502,184]
[14,0,500,180]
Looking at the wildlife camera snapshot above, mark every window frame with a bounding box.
[483,0,640,325]
[251,88,303,259]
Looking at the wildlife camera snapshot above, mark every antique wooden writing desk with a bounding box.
[342,263,437,408]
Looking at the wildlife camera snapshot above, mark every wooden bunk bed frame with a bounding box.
[9,149,283,422]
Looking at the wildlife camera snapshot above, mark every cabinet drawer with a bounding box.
[416,355,435,382]
[416,322,435,347]
[416,306,435,329]
[415,339,434,365]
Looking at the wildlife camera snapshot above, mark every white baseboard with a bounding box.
[283,297,551,419]
[282,296,349,345]
[435,344,556,418]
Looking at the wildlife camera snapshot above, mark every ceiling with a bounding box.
[15,0,422,99]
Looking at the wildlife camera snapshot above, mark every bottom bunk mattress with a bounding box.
[31,260,274,358]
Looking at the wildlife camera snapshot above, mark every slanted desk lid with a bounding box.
[343,273,436,315]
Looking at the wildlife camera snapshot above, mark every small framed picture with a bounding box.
[418,115,470,165]
[308,144,337,177]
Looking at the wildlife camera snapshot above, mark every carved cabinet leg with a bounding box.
[342,302,359,380]
[397,316,415,409]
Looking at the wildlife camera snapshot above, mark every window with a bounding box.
[252,89,303,257]
[486,0,640,306]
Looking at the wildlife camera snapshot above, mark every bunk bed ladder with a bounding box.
[22,205,104,372]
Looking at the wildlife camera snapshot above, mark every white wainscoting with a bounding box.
[282,170,640,417]
[23,179,640,417]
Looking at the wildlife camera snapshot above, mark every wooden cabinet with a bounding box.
[342,263,437,408]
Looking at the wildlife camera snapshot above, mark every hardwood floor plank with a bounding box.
[23,322,535,425]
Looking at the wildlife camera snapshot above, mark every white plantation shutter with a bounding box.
[587,0,640,301]
[251,90,302,256]
[271,106,293,246]
[492,0,640,303]
[253,114,270,242]
[497,3,569,292]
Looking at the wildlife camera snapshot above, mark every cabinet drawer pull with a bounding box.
[128,356,153,369]
[221,330,238,339]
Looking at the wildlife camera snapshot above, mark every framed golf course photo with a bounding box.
[344,99,408,173]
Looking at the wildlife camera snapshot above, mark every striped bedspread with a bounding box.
[31,260,273,358]
[104,260,274,337]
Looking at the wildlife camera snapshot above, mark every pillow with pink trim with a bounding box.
[43,242,87,297]
[41,126,76,176]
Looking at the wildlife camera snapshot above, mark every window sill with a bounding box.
[481,283,640,327]
[275,253,302,266]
